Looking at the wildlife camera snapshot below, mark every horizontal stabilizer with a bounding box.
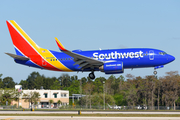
[5,53,29,61]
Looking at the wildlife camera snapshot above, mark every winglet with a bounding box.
[55,37,67,51]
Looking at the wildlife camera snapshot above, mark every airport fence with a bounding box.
[0,105,17,110]
[58,105,180,110]
[1,105,180,110]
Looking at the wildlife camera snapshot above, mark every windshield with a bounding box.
[159,52,167,55]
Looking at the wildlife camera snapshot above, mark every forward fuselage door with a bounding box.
[149,50,154,60]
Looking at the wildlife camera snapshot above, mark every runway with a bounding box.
[1,116,180,120]
[1,111,180,120]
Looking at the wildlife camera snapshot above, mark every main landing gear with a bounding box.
[89,71,95,79]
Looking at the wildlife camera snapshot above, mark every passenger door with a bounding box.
[149,50,154,60]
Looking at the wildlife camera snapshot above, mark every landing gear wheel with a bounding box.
[153,71,157,75]
[89,72,95,79]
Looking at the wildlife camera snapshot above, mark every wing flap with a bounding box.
[73,59,84,66]
[78,63,89,68]
[5,53,29,61]
[55,38,103,69]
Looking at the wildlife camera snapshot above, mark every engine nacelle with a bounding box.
[99,61,124,74]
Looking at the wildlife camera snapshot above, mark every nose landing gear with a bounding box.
[89,72,95,79]
[153,70,157,75]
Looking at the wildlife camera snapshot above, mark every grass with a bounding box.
[1,109,180,112]
[0,114,180,117]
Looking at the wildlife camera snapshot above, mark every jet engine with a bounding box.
[99,61,124,74]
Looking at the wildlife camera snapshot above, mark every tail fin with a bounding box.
[6,20,41,57]
[6,20,72,71]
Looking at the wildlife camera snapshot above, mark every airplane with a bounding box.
[6,20,175,79]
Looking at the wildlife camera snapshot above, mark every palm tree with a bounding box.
[49,99,54,108]
[57,100,61,108]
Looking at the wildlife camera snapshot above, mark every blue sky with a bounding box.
[0,0,179,83]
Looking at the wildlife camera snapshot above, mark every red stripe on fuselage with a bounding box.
[6,21,61,71]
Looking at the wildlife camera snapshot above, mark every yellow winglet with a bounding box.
[55,37,67,51]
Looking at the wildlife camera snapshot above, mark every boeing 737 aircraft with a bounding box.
[6,20,175,79]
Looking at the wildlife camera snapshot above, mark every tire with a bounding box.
[153,71,157,75]
[89,73,95,79]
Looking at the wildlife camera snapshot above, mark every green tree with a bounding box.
[124,84,137,107]
[13,89,23,108]
[57,100,61,108]
[34,75,45,89]
[136,78,148,107]
[145,75,156,110]
[3,77,15,88]
[90,93,115,107]
[0,88,16,105]
[0,74,4,88]
[93,77,104,93]
[87,77,93,83]
[113,94,127,106]
[161,71,180,110]
[66,80,80,95]
[117,75,125,91]
[50,80,61,90]
[83,82,94,108]
[59,74,71,87]
[23,91,40,108]
[43,77,56,89]
[26,72,41,89]
[111,78,120,94]
[19,80,28,89]
[70,75,78,82]
[81,77,87,86]
[105,75,117,95]
[103,94,115,105]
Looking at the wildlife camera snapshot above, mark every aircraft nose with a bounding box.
[168,55,175,62]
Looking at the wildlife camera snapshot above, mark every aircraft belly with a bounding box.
[123,58,154,68]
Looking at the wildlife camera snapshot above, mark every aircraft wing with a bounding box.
[55,37,103,70]
[5,53,29,61]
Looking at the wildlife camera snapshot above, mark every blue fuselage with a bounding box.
[47,48,175,72]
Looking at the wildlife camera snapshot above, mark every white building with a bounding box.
[12,88,69,109]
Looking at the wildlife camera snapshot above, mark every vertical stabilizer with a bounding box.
[6,20,40,57]
[6,20,72,71]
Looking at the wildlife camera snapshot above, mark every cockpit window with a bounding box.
[159,52,167,55]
